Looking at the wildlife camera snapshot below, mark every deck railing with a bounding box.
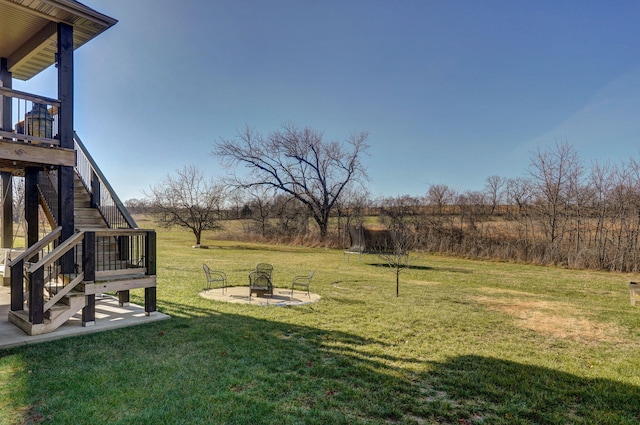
[9,228,156,324]
[74,133,137,229]
[0,87,60,145]
[94,229,149,276]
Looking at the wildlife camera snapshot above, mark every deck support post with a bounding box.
[0,60,12,259]
[144,287,156,316]
[144,231,156,315]
[1,172,12,250]
[57,23,75,273]
[28,267,44,325]
[82,295,95,327]
[82,231,95,325]
[0,57,10,133]
[118,290,129,307]
[10,258,23,311]
[25,167,39,252]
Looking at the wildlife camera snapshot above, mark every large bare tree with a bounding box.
[146,165,225,246]
[214,124,369,240]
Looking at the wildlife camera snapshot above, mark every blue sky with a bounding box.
[15,0,640,201]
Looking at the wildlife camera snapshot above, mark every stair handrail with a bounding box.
[9,226,62,267]
[36,170,58,227]
[73,132,137,229]
[27,231,84,273]
[28,231,86,315]
[9,226,63,319]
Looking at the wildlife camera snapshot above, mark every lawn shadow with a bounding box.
[429,266,473,274]
[5,300,639,424]
[423,354,640,423]
[6,305,423,424]
[366,263,433,271]
[366,263,473,273]
[211,244,313,253]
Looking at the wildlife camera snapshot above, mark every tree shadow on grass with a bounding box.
[3,303,640,424]
[366,263,473,274]
[366,263,434,271]
[423,355,640,424]
[212,244,313,253]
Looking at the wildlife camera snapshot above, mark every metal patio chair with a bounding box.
[291,271,315,298]
[202,263,228,293]
[249,270,273,301]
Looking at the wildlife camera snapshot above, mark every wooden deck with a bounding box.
[0,286,169,350]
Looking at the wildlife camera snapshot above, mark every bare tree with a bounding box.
[335,187,371,246]
[427,183,454,215]
[244,186,277,238]
[484,175,505,215]
[589,161,615,269]
[214,124,369,240]
[377,196,415,297]
[500,177,533,260]
[529,142,582,245]
[145,165,225,246]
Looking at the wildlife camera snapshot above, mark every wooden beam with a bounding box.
[81,276,157,295]
[0,140,75,166]
[7,22,57,74]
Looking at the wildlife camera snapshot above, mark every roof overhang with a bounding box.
[0,0,117,80]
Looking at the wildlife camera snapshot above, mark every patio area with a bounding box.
[199,285,321,306]
[0,286,170,350]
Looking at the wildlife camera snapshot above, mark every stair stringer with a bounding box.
[8,294,87,336]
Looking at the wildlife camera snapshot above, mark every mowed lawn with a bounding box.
[1,225,640,425]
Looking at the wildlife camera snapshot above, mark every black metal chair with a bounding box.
[256,263,273,280]
[249,270,273,301]
[291,271,315,298]
[202,263,227,293]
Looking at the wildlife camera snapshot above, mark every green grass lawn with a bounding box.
[2,227,640,424]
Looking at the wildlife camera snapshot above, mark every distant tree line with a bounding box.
[135,127,640,272]
[364,142,640,273]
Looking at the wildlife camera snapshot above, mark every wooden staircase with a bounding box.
[10,289,87,335]
[74,174,108,229]
[8,135,157,336]
[13,175,110,334]
[8,177,100,335]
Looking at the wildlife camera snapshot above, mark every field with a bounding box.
[1,223,640,424]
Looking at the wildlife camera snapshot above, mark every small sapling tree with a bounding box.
[377,197,415,297]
